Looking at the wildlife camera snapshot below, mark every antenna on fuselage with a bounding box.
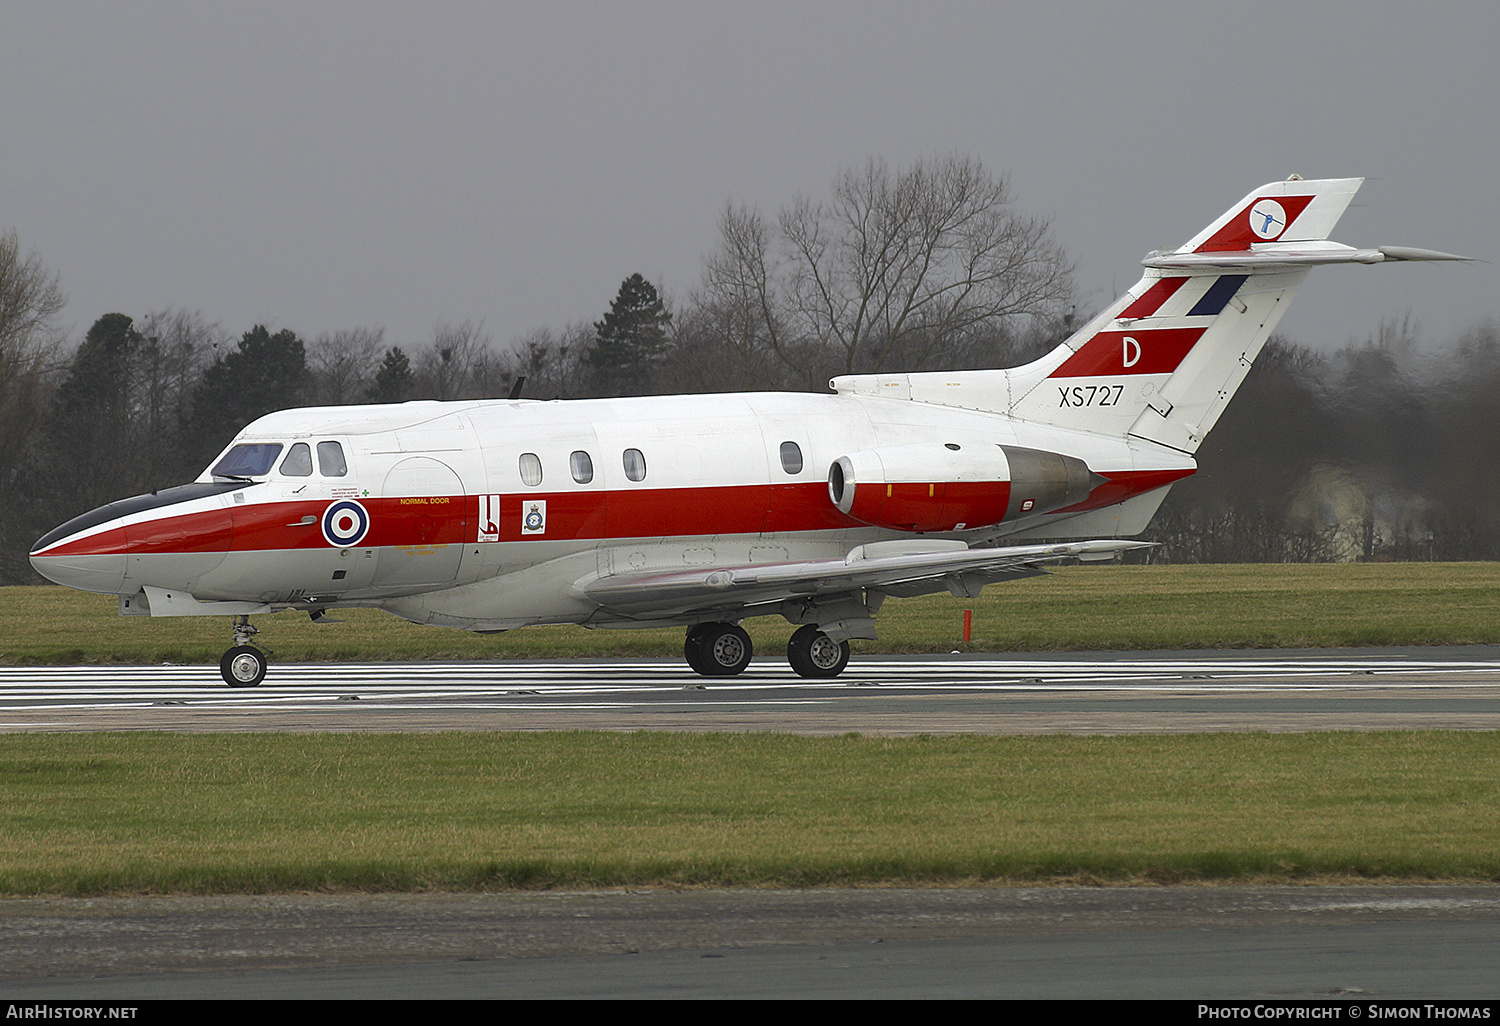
[508,376,526,400]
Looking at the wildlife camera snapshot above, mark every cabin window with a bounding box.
[779,441,804,475]
[519,452,543,487]
[317,440,347,477]
[211,443,283,478]
[280,443,313,477]
[570,451,594,484]
[622,448,646,482]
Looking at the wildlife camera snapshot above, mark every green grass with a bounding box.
[7,562,1500,665]
[6,566,1498,896]
[1,731,1496,895]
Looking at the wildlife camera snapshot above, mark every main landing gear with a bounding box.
[684,622,753,676]
[220,615,267,687]
[786,624,851,678]
[683,622,851,679]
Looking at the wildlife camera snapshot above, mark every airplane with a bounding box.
[29,176,1467,687]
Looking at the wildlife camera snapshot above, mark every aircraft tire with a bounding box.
[220,645,267,688]
[787,625,850,678]
[684,624,714,675]
[689,623,753,676]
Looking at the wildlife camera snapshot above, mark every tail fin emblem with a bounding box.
[1122,336,1141,368]
[1249,199,1287,240]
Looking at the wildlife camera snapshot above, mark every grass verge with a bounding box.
[8,562,1500,664]
[2,731,1497,895]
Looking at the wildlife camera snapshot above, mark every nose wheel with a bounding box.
[220,615,268,687]
[221,645,267,687]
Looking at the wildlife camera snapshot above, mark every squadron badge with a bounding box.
[522,500,546,536]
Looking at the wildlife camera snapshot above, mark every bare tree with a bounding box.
[0,229,68,582]
[0,229,67,466]
[414,320,492,400]
[490,323,592,399]
[307,326,384,405]
[135,309,223,480]
[681,204,803,391]
[683,156,1074,389]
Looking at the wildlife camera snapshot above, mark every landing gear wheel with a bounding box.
[787,625,850,678]
[221,645,267,688]
[685,622,753,677]
[684,624,715,675]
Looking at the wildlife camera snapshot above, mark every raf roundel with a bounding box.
[321,499,370,547]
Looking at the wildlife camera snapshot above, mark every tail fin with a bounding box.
[1004,177,1366,454]
[833,176,1462,455]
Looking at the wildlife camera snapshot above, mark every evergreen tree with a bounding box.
[586,274,671,395]
[187,325,307,468]
[367,345,413,403]
[54,313,140,423]
[44,313,145,515]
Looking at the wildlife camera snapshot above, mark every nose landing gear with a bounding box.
[220,615,267,687]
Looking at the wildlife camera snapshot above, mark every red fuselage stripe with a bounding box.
[40,470,1188,557]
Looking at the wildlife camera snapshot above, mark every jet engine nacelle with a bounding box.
[828,443,1096,533]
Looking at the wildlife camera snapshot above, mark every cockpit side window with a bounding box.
[317,440,347,477]
[211,443,284,478]
[280,442,313,477]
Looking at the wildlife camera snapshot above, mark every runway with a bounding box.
[5,648,1500,733]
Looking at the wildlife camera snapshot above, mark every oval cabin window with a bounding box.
[570,451,594,484]
[622,448,646,482]
[519,453,543,487]
[780,441,804,475]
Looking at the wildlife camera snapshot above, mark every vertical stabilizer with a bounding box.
[833,176,1465,458]
[1003,177,1363,453]
[834,178,1367,455]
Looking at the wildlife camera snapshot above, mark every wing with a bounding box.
[579,538,1150,621]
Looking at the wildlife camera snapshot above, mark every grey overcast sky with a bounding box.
[2,1,1493,362]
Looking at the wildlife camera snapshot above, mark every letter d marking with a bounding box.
[1122,336,1141,369]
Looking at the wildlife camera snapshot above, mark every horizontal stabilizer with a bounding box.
[1147,242,1472,269]
[1375,246,1472,262]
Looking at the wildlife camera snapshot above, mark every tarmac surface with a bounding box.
[3,649,1498,998]
[5,647,1500,734]
[4,887,1500,999]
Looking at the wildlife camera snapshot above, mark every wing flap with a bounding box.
[580,539,1150,617]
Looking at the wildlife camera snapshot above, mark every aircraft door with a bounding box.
[372,456,469,588]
